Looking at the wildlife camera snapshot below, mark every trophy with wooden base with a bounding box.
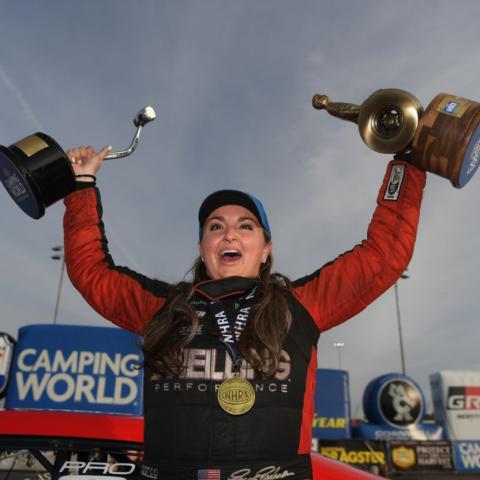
[312,89,480,188]
[0,106,156,219]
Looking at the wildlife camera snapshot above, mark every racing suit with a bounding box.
[63,160,426,480]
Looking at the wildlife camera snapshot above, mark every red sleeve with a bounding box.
[292,160,426,332]
[63,186,169,335]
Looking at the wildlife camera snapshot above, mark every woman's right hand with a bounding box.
[66,145,112,180]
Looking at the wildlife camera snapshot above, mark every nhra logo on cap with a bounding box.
[447,386,480,410]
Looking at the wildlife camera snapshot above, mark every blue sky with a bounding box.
[1,0,479,415]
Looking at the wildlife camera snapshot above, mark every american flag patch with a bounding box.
[197,469,221,480]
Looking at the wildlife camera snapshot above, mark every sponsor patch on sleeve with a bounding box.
[384,165,405,201]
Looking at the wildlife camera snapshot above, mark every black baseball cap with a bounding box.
[198,189,271,240]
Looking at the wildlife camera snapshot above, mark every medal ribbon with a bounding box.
[208,287,257,372]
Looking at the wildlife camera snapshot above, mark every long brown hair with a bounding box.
[142,255,292,378]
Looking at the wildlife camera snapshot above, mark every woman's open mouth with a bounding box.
[219,249,242,263]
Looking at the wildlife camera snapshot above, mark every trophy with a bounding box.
[0,106,156,219]
[312,89,480,188]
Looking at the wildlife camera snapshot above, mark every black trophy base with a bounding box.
[0,132,76,219]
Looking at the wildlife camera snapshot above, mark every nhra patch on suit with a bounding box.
[384,165,405,201]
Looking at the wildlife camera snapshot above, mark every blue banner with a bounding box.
[352,422,444,441]
[453,441,480,472]
[312,369,351,439]
[5,324,143,415]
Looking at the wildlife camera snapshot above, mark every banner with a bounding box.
[430,370,480,439]
[5,324,143,415]
[316,439,386,473]
[352,422,444,441]
[312,369,351,439]
[388,441,454,472]
[453,441,480,472]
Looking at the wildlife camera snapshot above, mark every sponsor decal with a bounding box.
[13,348,139,404]
[59,461,136,476]
[4,172,27,199]
[141,465,159,479]
[381,380,422,426]
[0,150,40,218]
[157,348,290,382]
[444,101,459,113]
[447,386,480,411]
[318,440,386,467]
[391,446,416,469]
[6,325,143,414]
[445,384,480,423]
[367,376,424,428]
[60,476,126,480]
[383,165,405,201]
[430,371,480,440]
[352,422,444,441]
[150,348,291,395]
[227,466,294,480]
[389,441,453,472]
[437,96,470,118]
[320,447,385,465]
[454,441,480,472]
[312,415,346,429]
[458,126,480,187]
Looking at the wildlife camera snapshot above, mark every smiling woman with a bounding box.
[198,190,272,280]
[62,145,426,480]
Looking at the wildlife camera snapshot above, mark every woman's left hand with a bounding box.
[66,145,112,179]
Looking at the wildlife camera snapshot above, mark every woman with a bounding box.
[64,146,426,480]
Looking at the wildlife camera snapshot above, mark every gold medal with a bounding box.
[217,375,255,415]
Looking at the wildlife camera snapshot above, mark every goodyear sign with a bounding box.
[5,324,143,415]
[453,441,480,472]
[312,369,351,439]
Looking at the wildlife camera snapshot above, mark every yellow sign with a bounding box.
[320,447,385,465]
[312,414,346,429]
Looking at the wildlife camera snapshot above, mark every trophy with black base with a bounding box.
[0,106,156,219]
[312,89,480,188]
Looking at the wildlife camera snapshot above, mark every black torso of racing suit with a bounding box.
[63,160,426,480]
[142,276,318,479]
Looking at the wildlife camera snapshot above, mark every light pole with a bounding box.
[394,272,409,375]
[333,342,345,370]
[51,245,65,325]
